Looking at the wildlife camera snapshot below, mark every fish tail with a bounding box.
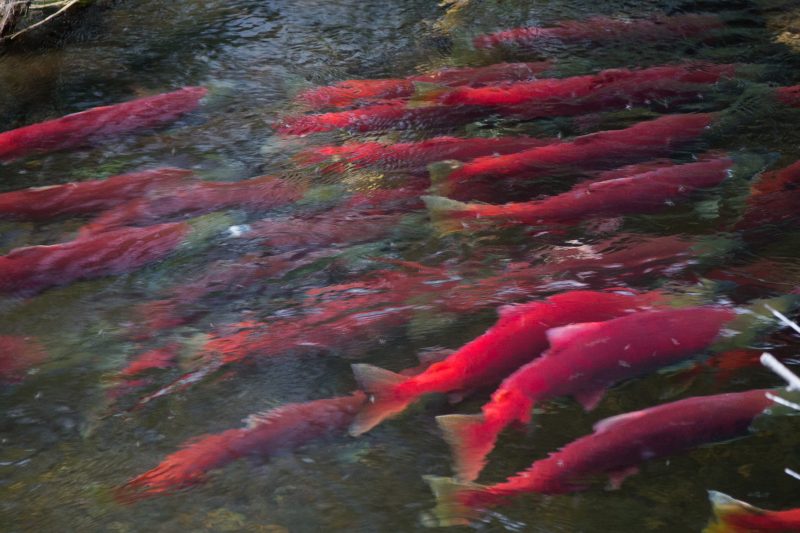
[422,475,485,527]
[704,490,764,533]
[427,160,462,188]
[436,414,499,482]
[409,82,451,105]
[349,364,414,436]
[422,195,472,234]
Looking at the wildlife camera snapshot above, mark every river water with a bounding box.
[2,0,800,531]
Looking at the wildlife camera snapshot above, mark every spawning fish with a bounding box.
[425,388,774,526]
[0,222,189,295]
[348,289,665,436]
[295,62,552,109]
[0,168,193,220]
[705,491,800,532]
[437,305,738,482]
[0,87,207,162]
[735,160,800,232]
[473,13,725,50]
[425,155,734,229]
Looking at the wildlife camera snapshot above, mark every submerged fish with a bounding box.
[705,491,800,532]
[0,222,189,295]
[0,168,193,221]
[0,335,47,382]
[349,289,665,436]
[473,13,725,50]
[437,306,737,481]
[0,87,207,162]
[736,160,800,232]
[295,135,553,175]
[426,389,774,526]
[427,112,715,198]
[295,62,552,109]
[118,392,366,499]
[425,155,734,229]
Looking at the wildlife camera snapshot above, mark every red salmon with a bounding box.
[705,491,800,532]
[0,87,207,161]
[426,389,774,526]
[437,306,737,481]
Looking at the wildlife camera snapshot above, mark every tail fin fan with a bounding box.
[436,414,496,482]
[409,82,450,106]
[422,195,472,235]
[704,490,765,533]
[349,364,412,436]
[421,476,484,527]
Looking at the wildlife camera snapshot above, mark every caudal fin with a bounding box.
[349,364,413,436]
[704,490,764,533]
[422,195,473,235]
[422,475,486,527]
[409,82,450,105]
[436,414,498,482]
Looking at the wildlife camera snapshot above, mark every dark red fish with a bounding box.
[428,112,715,198]
[426,389,773,526]
[118,392,366,499]
[0,168,193,221]
[80,175,304,235]
[425,155,733,228]
[295,62,552,109]
[0,335,47,382]
[473,13,725,50]
[296,135,553,175]
[0,222,189,295]
[348,289,665,436]
[118,344,180,379]
[437,306,737,481]
[735,160,800,231]
[421,63,737,112]
[0,87,207,161]
[705,491,800,532]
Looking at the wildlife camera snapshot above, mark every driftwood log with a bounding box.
[0,0,30,38]
[0,0,89,43]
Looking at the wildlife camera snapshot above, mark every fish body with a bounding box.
[295,62,552,109]
[0,168,193,220]
[348,289,664,436]
[0,87,207,161]
[428,63,737,111]
[0,222,189,295]
[736,160,800,231]
[0,335,47,382]
[473,13,724,50]
[296,135,553,175]
[427,389,773,526]
[431,112,715,196]
[438,306,737,481]
[80,175,303,234]
[119,392,366,498]
[426,155,732,227]
[706,491,800,532]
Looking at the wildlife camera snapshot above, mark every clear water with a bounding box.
[2,0,800,531]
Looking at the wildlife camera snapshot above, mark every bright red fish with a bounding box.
[426,389,774,526]
[80,174,304,235]
[348,289,665,436]
[0,335,47,382]
[421,63,738,111]
[118,392,366,499]
[473,13,725,50]
[295,135,553,175]
[0,222,189,295]
[0,168,193,220]
[735,160,800,231]
[705,491,800,532]
[425,155,733,228]
[437,306,737,481]
[0,87,207,161]
[295,62,552,109]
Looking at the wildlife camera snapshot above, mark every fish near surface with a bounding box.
[349,289,665,436]
[473,13,725,50]
[426,389,774,526]
[0,168,193,221]
[428,112,715,198]
[426,155,733,229]
[436,305,737,482]
[705,491,800,532]
[0,87,207,162]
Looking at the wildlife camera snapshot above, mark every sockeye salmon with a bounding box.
[437,306,737,481]
[425,389,774,526]
[705,491,800,532]
[0,87,207,162]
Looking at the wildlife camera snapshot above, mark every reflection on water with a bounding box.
[3,0,800,531]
